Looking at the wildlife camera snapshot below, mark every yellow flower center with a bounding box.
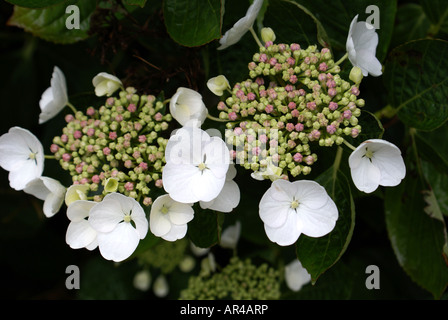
[290,200,299,209]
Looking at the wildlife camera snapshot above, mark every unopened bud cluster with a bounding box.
[219,43,365,178]
[50,87,172,205]
[179,257,280,300]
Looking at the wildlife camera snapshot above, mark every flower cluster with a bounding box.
[220,42,365,180]
[179,256,281,300]
[51,88,172,205]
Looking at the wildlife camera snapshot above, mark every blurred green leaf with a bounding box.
[383,39,448,131]
[263,0,329,48]
[187,207,224,248]
[7,0,96,44]
[124,0,147,8]
[5,0,67,8]
[384,173,448,299]
[419,0,448,36]
[345,110,384,148]
[163,0,222,47]
[421,160,448,217]
[390,3,431,48]
[414,124,448,173]
[296,165,355,283]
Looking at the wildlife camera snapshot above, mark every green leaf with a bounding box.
[419,0,448,36]
[187,207,224,248]
[263,0,330,48]
[421,160,448,217]
[345,110,384,147]
[296,164,356,283]
[415,124,448,173]
[163,0,222,47]
[390,3,431,48]
[384,173,448,299]
[123,0,147,8]
[7,0,96,44]
[5,0,67,8]
[383,39,448,131]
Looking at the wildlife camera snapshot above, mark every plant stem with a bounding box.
[332,146,343,181]
[342,139,357,151]
[66,101,77,114]
[44,155,56,160]
[249,27,263,49]
[333,52,348,66]
[207,113,230,122]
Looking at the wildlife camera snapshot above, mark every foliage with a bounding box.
[0,0,447,300]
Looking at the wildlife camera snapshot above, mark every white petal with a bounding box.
[169,87,207,127]
[67,200,97,222]
[88,195,125,232]
[200,179,240,212]
[350,155,381,193]
[292,180,332,210]
[97,223,140,262]
[92,72,122,97]
[217,0,264,50]
[168,202,194,225]
[8,164,43,191]
[285,259,311,292]
[0,127,44,180]
[355,49,382,77]
[220,221,241,249]
[297,196,338,238]
[150,209,172,237]
[161,223,188,242]
[23,178,50,201]
[162,162,203,203]
[191,169,226,202]
[259,180,292,228]
[264,211,301,246]
[39,66,68,124]
[369,140,406,186]
[66,220,97,249]
[42,191,65,218]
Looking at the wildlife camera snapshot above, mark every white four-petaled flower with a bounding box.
[0,127,44,190]
[88,193,148,262]
[218,0,264,50]
[24,176,66,218]
[163,126,230,203]
[39,66,69,124]
[348,139,406,193]
[346,15,382,77]
[150,194,194,242]
[92,72,123,97]
[169,87,208,127]
[259,179,338,246]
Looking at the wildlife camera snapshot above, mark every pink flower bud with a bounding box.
[109,132,117,140]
